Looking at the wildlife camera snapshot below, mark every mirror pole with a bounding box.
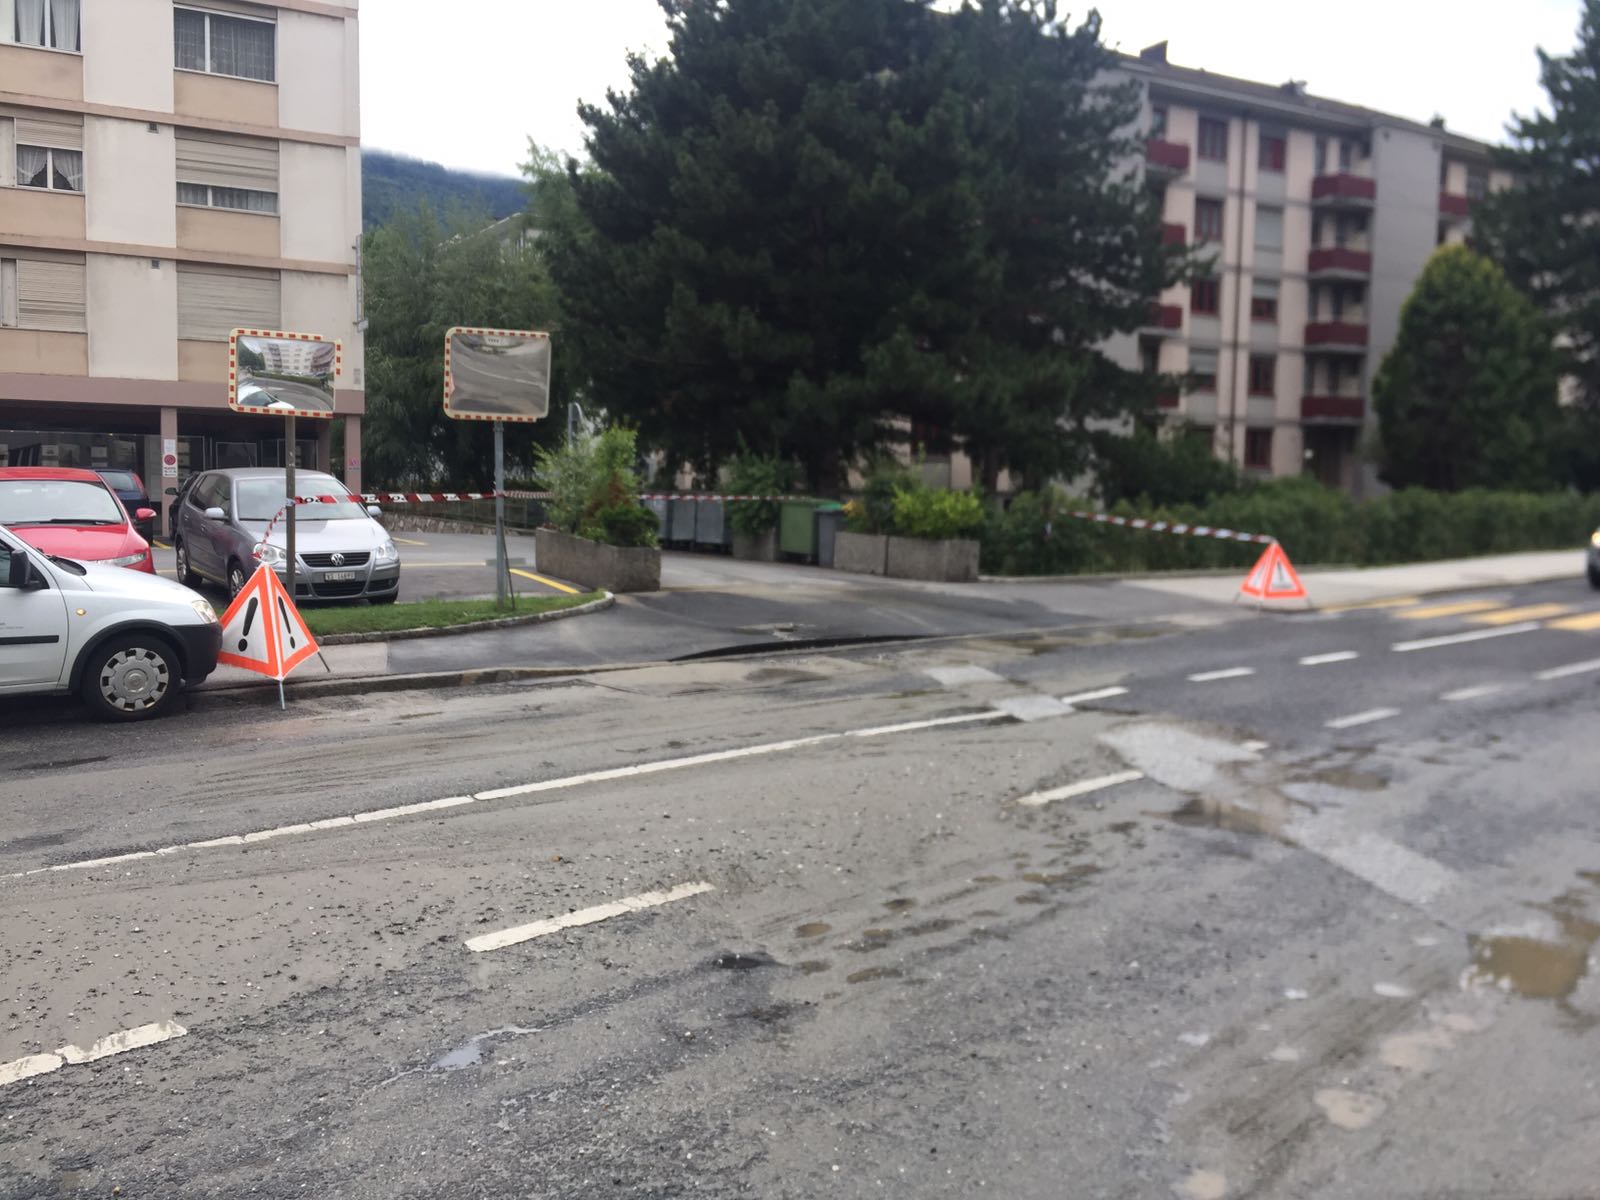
[286,411,297,602]
[494,419,508,610]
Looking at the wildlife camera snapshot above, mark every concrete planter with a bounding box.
[833,531,888,576]
[535,528,660,593]
[885,535,980,582]
[731,527,778,562]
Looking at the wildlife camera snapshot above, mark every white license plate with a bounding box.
[323,570,359,582]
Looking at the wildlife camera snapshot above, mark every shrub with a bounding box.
[724,449,797,536]
[535,426,659,549]
[890,488,985,541]
[591,502,661,548]
[847,459,921,534]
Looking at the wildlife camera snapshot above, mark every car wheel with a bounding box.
[80,634,181,721]
[175,540,200,587]
[228,559,249,599]
[370,591,399,605]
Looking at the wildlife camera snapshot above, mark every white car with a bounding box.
[0,522,222,721]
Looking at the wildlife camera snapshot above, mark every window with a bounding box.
[16,145,82,192]
[176,264,280,341]
[1315,137,1328,175]
[1189,348,1218,392]
[1245,428,1273,470]
[1195,197,1224,242]
[1251,278,1279,323]
[1198,117,1228,161]
[175,129,279,214]
[0,477,123,527]
[1248,355,1276,396]
[1150,105,1168,139]
[1466,166,1488,201]
[1259,133,1286,172]
[1139,339,1160,375]
[1191,277,1220,316]
[1254,206,1283,252]
[15,0,80,51]
[0,254,87,331]
[175,7,275,82]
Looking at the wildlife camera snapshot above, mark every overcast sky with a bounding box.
[360,0,1584,178]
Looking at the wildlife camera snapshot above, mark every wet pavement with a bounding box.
[2,578,1599,1197]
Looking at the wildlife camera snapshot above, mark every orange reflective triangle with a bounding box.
[261,566,320,676]
[1239,542,1308,602]
[216,567,281,676]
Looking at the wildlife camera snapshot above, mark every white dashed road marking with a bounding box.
[0,1021,187,1089]
[994,695,1073,723]
[1392,622,1542,653]
[1015,771,1145,808]
[1188,667,1255,683]
[1060,686,1130,706]
[1440,684,1502,702]
[466,881,715,953]
[925,665,1003,687]
[1325,708,1401,730]
[1300,651,1359,666]
[1535,657,1600,681]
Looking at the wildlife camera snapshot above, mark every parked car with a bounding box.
[0,521,220,720]
[0,468,155,573]
[95,468,156,541]
[172,467,401,603]
[166,475,199,541]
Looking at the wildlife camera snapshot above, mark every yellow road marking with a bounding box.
[1319,595,1423,613]
[1393,600,1504,620]
[1466,603,1572,626]
[511,568,581,595]
[1547,610,1600,632]
[391,536,428,546]
[152,540,172,550]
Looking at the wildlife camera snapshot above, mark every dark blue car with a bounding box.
[95,469,155,543]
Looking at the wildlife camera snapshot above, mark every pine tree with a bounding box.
[1373,246,1560,492]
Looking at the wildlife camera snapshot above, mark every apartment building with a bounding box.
[1128,44,1510,494]
[0,0,362,529]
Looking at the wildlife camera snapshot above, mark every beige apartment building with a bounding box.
[0,0,362,528]
[1127,45,1510,494]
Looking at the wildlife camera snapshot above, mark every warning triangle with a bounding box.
[215,565,319,680]
[1238,542,1308,603]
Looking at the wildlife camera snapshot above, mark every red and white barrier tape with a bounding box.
[1065,510,1275,546]
[635,493,814,502]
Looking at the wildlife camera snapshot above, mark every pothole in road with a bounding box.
[430,1025,543,1072]
[1465,875,1600,1016]
[714,951,777,971]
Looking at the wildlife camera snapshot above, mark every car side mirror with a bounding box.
[204,506,226,521]
[6,552,41,590]
[135,507,157,521]
[366,505,382,518]
[164,486,179,496]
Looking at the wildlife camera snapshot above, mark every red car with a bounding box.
[0,467,156,573]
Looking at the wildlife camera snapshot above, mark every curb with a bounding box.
[314,591,612,645]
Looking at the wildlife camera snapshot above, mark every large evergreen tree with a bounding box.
[551,0,1182,490]
[1373,246,1560,492]
[1473,0,1600,486]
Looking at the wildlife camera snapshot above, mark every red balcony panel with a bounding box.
[1305,321,1369,346]
[1162,222,1187,245]
[1157,391,1180,410]
[1147,302,1183,330]
[1439,191,1471,218]
[1311,173,1377,203]
[1146,138,1191,173]
[1308,246,1372,275]
[1302,394,1365,422]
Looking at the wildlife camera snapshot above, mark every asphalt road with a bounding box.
[2,580,1598,1198]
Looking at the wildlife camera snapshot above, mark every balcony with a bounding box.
[1311,173,1377,208]
[1439,191,1471,221]
[1157,390,1180,410]
[1162,222,1187,245]
[1146,138,1191,179]
[1308,246,1372,278]
[1302,394,1365,423]
[1305,321,1369,351]
[1146,302,1183,333]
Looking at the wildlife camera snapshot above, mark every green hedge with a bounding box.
[981,477,1600,576]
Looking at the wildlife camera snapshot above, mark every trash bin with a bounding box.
[642,498,668,542]
[668,497,698,544]
[779,500,819,560]
[814,503,845,569]
[695,499,729,549]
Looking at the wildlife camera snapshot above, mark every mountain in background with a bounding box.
[362,149,527,229]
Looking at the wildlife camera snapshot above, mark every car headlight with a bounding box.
[106,551,148,567]
[190,597,218,623]
[255,542,286,566]
[1591,531,1600,548]
[374,539,399,564]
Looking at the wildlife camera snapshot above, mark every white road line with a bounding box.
[0,1021,187,1089]
[1325,708,1400,730]
[465,881,715,953]
[0,1053,63,1087]
[1015,770,1145,808]
[925,665,1003,687]
[1060,686,1130,706]
[1300,651,1359,666]
[1440,684,1502,702]
[13,712,1008,879]
[1290,817,1459,907]
[1392,622,1542,653]
[1188,667,1255,683]
[993,695,1073,723]
[1535,657,1600,681]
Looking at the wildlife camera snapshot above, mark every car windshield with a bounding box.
[236,476,367,522]
[99,470,139,491]
[0,479,125,527]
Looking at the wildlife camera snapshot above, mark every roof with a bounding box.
[1121,50,1499,155]
[0,467,107,483]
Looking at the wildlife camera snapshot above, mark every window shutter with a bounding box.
[16,259,87,332]
[175,130,278,192]
[177,265,280,341]
[13,113,83,151]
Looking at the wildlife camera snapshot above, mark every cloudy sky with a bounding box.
[360,0,1583,178]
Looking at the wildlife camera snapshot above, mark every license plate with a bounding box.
[323,570,358,582]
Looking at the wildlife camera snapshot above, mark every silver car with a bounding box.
[173,468,400,603]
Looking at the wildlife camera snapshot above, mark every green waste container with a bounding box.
[779,500,819,559]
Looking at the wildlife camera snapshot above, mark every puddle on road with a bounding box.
[795,922,832,939]
[1292,766,1386,792]
[798,960,831,975]
[715,951,776,971]
[1467,884,1600,1006]
[1014,892,1048,906]
[972,875,1002,884]
[846,966,903,984]
[431,1025,542,1072]
[1161,797,1292,839]
[884,898,917,912]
